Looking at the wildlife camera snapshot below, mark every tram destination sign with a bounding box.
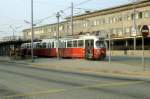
[141,25,149,37]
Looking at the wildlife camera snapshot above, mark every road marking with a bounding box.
[23,83,46,91]
[5,81,144,98]
[5,88,66,98]
[31,64,109,83]
[0,74,45,91]
[75,81,144,89]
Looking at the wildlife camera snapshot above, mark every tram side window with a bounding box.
[78,40,84,47]
[96,41,105,48]
[47,43,51,48]
[21,44,25,48]
[26,44,29,48]
[51,42,54,48]
[67,41,72,48]
[61,42,66,48]
[42,43,47,48]
[73,41,77,47]
[64,42,66,48]
[27,44,31,48]
[36,43,41,48]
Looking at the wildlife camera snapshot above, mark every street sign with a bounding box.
[140,25,149,71]
[141,25,149,37]
[132,27,137,37]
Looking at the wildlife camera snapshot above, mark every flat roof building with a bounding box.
[23,0,150,50]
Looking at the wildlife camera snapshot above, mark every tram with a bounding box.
[21,35,106,60]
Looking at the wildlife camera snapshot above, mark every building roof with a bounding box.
[23,0,150,32]
[72,0,150,20]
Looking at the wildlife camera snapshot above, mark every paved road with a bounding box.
[105,56,150,68]
[0,62,150,99]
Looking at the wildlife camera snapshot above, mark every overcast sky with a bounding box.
[0,0,131,37]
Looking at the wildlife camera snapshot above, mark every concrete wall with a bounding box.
[107,50,150,57]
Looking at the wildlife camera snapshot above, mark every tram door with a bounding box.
[85,39,94,59]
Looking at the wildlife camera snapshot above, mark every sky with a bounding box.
[0,0,132,38]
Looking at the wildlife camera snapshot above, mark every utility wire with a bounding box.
[75,0,94,7]
[36,0,94,23]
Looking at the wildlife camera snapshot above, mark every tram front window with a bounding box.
[96,41,105,48]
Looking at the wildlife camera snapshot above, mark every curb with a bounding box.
[0,60,29,65]
[31,63,150,82]
[1,60,150,82]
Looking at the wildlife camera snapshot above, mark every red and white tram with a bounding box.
[21,35,106,60]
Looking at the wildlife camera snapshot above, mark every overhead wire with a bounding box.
[36,0,94,23]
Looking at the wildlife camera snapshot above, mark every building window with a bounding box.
[96,19,100,25]
[113,17,117,23]
[59,25,64,31]
[116,28,123,36]
[47,28,52,33]
[27,32,31,36]
[109,17,113,23]
[144,10,150,18]
[126,13,132,21]
[117,16,122,22]
[35,29,44,34]
[83,22,88,27]
[112,29,117,35]
[138,12,143,19]
[102,18,105,24]
[137,25,142,35]
[69,25,72,30]
[98,19,102,25]
[124,27,130,36]
[105,18,109,24]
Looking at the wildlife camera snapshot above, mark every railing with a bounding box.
[0,36,25,42]
[112,45,150,50]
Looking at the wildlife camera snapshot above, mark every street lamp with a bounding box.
[56,12,60,60]
[131,0,141,50]
[71,2,74,36]
[31,0,34,62]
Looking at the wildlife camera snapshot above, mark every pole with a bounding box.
[10,25,15,40]
[133,1,137,50]
[71,2,74,36]
[56,12,60,60]
[13,29,15,40]
[31,0,34,62]
[109,31,111,64]
[142,37,145,71]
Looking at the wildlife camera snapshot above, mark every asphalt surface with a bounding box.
[0,62,150,99]
[109,56,150,66]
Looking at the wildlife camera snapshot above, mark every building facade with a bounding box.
[23,0,150,50]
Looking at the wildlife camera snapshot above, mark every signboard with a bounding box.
[141,25,149,37]
[132,27,137,37]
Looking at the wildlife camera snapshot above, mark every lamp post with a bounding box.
[71,2,74,36]
[108,31,111,64]
[131,0,140,50]
[56,12,60,60]
[133,7,137,51]
[31,0,34,62]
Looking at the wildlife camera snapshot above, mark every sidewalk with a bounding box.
[30,58,150,76]
[0,56,150,78]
